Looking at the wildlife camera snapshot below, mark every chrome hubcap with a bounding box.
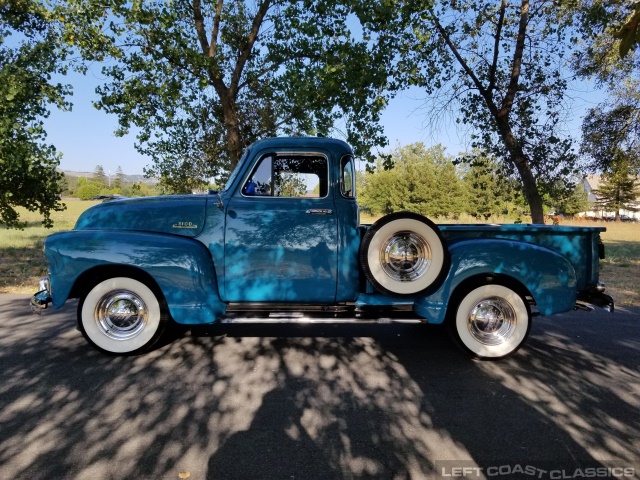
[380,231,432,282]
[95,290,147,340]
[467,297,517,345]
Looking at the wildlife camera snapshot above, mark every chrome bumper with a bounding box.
[30,277,52,315]
[575,283,615,313]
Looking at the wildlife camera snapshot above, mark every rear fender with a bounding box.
[45,230,225,324]
[414,239,577,323]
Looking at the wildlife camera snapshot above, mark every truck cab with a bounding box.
[217,137,360,304]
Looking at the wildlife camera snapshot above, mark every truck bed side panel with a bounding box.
[414,239,577,323]
[439,224,604,290]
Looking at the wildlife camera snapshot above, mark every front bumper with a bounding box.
[576,283,615,313]
[30,276,52,315]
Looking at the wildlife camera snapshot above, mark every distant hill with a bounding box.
[60,170,158,185]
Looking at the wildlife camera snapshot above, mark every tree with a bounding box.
[571,1,640,83]
[547,181,590,217]
[157,169,211,195]
[129,182,159,197]
[461,152,518,220]
[60,173,78,197]
[0,0,67,228]
[614,4,640,58]
[359,143,467,218]
[76,179,103,200]
[367,0,580,224]
[594,158,640,221]
[114,166,125,189]
[60,0,393,184]
[581,79,640,173]
[93,165,107,186]
[573,3,640,189]
[277,173,308,197]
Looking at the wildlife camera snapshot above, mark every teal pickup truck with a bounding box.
[31,137,613,359]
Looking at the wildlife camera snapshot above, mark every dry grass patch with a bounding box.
[595,221,640,307]
[0,200,99,294]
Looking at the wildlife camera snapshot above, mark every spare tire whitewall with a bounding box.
[78,277,168,354]
[360,212,449,296]
[450,283,531,359]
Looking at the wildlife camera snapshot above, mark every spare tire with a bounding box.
[360,212,448,296]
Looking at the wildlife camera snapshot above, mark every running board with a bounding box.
[220,316,424,324]
[221,303,424,324]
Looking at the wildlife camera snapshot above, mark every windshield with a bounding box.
[224,148,250,191]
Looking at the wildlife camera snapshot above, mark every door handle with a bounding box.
[306,209,333,215]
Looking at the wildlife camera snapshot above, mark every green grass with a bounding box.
[2,204,638,306]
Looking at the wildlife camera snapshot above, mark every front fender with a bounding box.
[414,239,577,323]
[44,230,225,324]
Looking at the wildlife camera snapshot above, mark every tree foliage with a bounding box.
[0,0,67,228]
[571,1,640,83]
[364,0,580,224]
[574,2,640,207]
[460,152,519,220]
[76,179,103,200]
[59,0,393,185]
[544,180,590,217]
[581,79,640,174]
[65,172,161,199]
[93,165,106,185]
[114,166,125,189]
[358,143,467,218]
[614,3,640,58]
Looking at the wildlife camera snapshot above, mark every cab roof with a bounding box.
[248,137,353,155]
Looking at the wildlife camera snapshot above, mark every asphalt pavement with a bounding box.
[1,294,638,480]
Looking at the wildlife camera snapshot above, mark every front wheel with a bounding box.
[78,277,168,355]
[448,284,531,360]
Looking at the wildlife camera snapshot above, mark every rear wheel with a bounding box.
[360,212,448,296]
[449,283,531,360]
[78,277,168,355]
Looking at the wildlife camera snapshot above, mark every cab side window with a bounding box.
[243,154,328,198]
[340,155,355,198]
[243,155,273,196]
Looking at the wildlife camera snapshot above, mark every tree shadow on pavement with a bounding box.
[1,296,638,479]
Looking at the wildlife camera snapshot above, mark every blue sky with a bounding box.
[43,66,605,176]
[43,68,149,175]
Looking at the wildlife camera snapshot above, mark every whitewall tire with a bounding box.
[78,277,168,354]
[450,284,531,360]
[360,212,448,296]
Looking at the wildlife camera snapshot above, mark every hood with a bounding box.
[75,195,209,238]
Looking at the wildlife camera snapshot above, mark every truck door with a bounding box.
[224,152,338,303]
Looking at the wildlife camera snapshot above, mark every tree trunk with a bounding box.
[225,120,242,169]
[216,87,243,169]
[513,153,545,224]
[495,118,546,224]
